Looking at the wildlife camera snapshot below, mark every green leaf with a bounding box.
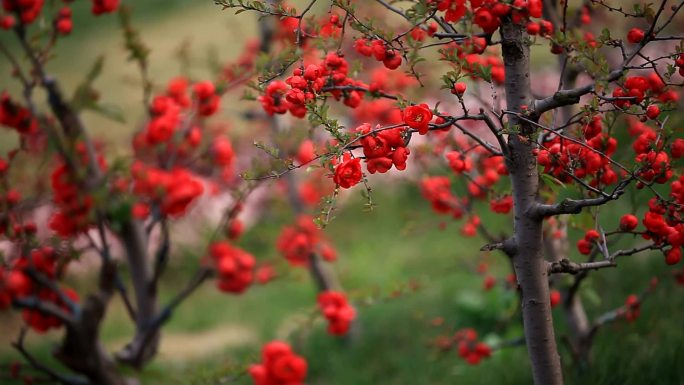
[71,56,105,110]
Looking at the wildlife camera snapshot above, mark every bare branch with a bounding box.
[548,258,616,275]
[12,328,90,385]
[12,297,74,325]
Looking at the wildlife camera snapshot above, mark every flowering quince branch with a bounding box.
[533,2,677,117]
[547,258,616,275]
[609,242,665,260]
[261,20,345,294]
[588,276,661,338]
[508,111,672,201]
[533,178,630,217]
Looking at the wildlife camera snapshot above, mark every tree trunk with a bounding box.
[501,19,564,385]
[55,264,130,385]
[564,293,592,365]
[115,220,160,368]
[544,218,593,365]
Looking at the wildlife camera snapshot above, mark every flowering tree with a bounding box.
[212,1,684,385]
[0,1,356,384]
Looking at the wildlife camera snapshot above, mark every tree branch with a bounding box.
[533,187,626,218]
[12,328,90,385]
[12,297,75,325]
[548,258,616,275]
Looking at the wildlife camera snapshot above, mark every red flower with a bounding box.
[490,195,513,214]
[256,264,276,284]
[454,328,491,365]
[382,50,402,70]
[161,171,204,217]
[452,82,467,95]
[474,8,499,33]
[619,214,638,231]
[550,290,561,307]
[296,139,316,165]
[250,341,307,385]
[646,105,660,120]
[438,0,466,23]
[671,138,684,158]
[91,0,119,15]
[131,202,150,220]
[627,28,644,44]
[318,291,356,336]
[333,156,362,189]
[0,15,16,30]
[403,104,433,135]
[210,241,255,294]
[211,137,234,167]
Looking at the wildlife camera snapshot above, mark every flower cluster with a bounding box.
[317,291,356,336]
[611,74,678,109]
[576,229,600,255]
[258,52,365,117]
[193,80,221,116]
[91,0,119,15]
[2,0,43,24]
[441,38,505,85]
[435,0,544,34]
[1,0,117,29]
[276,215,337,267]
[420,136,510,224]
[0,248,78,332]
[489,195,513,214]
[675,53,684,77]
[249,341,307,385]
[354,38,403,70]
[640,189,684,266]
[537,129,617,187]
[421,176,461,216]
[54,6,72,35]
[135,78,221,156]
[623,294,641,322]
[0,92,38,135]
[209,241,255,294]
[356,123,410,174]
[454,328,491,365]
[131,163,204,218]
[49,146,106,237]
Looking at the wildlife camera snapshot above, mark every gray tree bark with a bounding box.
[501,19,564,385]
